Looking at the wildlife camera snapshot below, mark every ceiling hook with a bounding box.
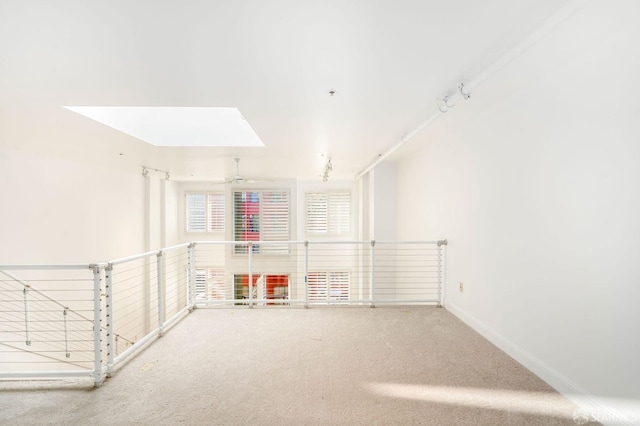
[436,97,449,113]
[444,95,456,109]
[458,82,471,100]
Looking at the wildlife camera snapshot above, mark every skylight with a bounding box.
[63,106,265,147]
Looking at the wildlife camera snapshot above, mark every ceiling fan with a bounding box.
[214,157,268,185]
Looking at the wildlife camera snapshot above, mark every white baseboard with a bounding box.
[445,303,637,426]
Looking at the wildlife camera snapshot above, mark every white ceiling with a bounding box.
[0,0,570,181]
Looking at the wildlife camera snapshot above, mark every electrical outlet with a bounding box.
[459,282,464,293]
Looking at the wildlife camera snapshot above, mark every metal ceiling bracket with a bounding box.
[458,82,471,100]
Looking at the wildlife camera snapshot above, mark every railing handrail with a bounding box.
[0,240,446,270]
[192,239,442,245]
[0,264,93,270]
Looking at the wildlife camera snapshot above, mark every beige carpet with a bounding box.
[0,306,595,425]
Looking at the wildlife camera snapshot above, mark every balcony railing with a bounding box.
[0,239,446,385]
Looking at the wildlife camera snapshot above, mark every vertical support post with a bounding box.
[188,243,196,311]
[248,242,253,309]
[22,287,31,346]
[105,263,114,374]
[437,239,447,308]
[90,264,104,386]
[304,241,309,308]
[157,250,165,336]
[437,244,442,307]
[63,308,70,358]
[370,240,376,308]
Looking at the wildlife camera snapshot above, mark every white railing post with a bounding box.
[105,263,115,374]
[437,239,447,307]
[370,240,376,308]
[248,242,253,309]
[304,241,309,308]
[156,250,165,336]
[63,308,70,358]
[188,243,196,311]
[90,264,104,386]
[22,287,31,346]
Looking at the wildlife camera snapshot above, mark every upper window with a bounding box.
[233,190,290,254]
[186,193,225,233]
[306,191,351,235]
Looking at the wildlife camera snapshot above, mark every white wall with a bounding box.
[162,179,180,248]
[372,162,397,241]
[395,0,640,421]
[0,147,146,263]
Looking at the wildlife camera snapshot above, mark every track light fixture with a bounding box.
[141,166,170,180]
[322,157,333,182]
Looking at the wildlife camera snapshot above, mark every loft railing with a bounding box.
[0,239,446,385]
[192,240,447,307]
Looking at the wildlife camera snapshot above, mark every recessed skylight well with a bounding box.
[63,106,265,147]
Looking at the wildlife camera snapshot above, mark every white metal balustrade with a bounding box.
[0,265,105,383]
[192,240,446,307]
[0,239,446,385]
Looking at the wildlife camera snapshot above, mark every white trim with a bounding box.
[446,303,635,426]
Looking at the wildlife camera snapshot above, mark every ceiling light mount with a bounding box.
[328,89,336,97]
[322,157,333,182]
[141,165,170,180]
[436,81,472,113]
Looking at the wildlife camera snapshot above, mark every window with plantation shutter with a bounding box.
[306,190,351,235]
[233,190,290,255]
[307,272,350,301]
[328,272,349,301]
[208,193,225,232]
[186,194,206,232]
[307,272,328,301]
[186,192,225,233]
[306,193,328,233]
[192,268,226,301]
[193,270,207,300]
[261,191,289,254]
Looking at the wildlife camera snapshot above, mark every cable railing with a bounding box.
[192,239,447,307]
[0,265,104,383]
[0,239,446,385]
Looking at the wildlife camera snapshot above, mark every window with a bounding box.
[234,190,290,254]
[192,268,226,301]
[306,191,350,235]
[234,274,289,302]
[307,272,350,301]
[186,193,225,233]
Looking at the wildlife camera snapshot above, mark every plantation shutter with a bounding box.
[207,269,227,300]
[261,191,290,254]
[329,272,350,301]
[306,191,351,234]
[328,191,350,234]
[194,270,207,300]
[307,272,328,301]
[208,193,225,233]
[233,192,255,253]
[308,272,350,301]
[186,194,206,232]
[306,192,328,233]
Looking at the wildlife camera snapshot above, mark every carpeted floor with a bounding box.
[0,306,595,425]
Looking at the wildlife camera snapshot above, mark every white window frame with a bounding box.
[192,268,227,301]
[307,271,350,302]
[233,189,290,255]
[305,190,351,236]
[185,192,225,234]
